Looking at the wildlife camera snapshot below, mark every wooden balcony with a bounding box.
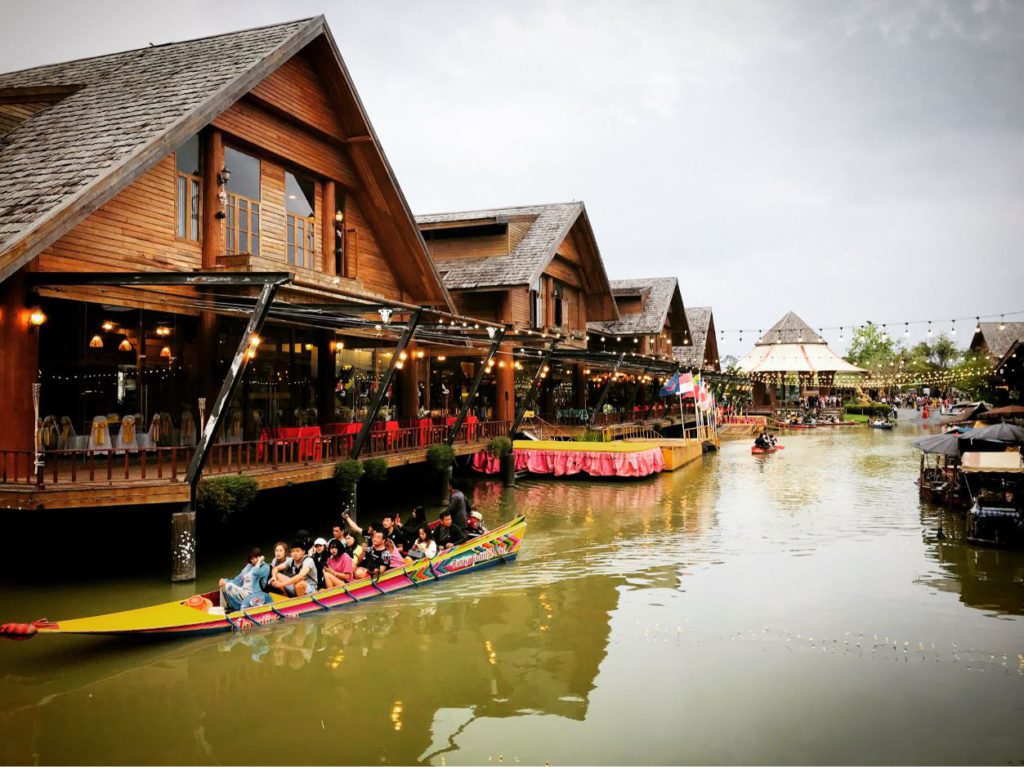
[0,420,509,511]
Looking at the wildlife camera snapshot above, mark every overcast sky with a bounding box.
[2,0,1022,358]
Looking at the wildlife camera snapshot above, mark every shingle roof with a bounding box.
[755,311,823,346]
[0,18,320,282]
[416,202,583,289]
[588,277,680,335]
[974,322,1024,360]
[674,306,712,369]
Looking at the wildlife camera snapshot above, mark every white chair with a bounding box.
[117,414,140,452]
[88,415,112,453]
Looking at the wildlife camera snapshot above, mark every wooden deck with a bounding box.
[0,421,506,511]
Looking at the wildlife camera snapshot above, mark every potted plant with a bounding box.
[489,436,515,486]
[333,458,364,520]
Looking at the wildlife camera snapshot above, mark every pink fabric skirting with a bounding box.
[472,447,665,477]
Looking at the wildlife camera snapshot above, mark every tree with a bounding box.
[928,334,958,370]
[844,324,897,375]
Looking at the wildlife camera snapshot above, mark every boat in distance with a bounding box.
[0,516,526,641]
[751,445,785,455]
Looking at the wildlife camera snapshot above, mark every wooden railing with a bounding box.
[0,419,510,488]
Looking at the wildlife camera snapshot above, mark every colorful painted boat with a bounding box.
[1,516,526,640]
[751,445,785,454]
[781,423,816,430]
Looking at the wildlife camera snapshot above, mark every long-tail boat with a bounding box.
[1,516,526,641]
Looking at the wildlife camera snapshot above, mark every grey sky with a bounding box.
[2,0,1022,358]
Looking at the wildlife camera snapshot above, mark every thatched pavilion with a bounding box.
[737,311,866,410]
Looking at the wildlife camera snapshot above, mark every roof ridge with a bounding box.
[416,200,581,220]
[0,17,318,78]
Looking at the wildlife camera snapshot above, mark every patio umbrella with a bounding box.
[958,422,1024,445]
[911,433,961,457]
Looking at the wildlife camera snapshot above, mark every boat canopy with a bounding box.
[960,452,1024,473]
[911,433,960,457]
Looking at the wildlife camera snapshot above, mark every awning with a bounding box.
[960,451,1024,473]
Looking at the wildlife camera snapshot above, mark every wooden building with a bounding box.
[674,306,720,373]
[0,18,508,516]
[416,202,618,423]
[971,323,1024,404]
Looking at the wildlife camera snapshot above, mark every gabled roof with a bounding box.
[417,201,590,285]
[588,277,686,339]
[0,17,453,308]
[755,311,822,346]
[674,306,716,370]
[972,322,1024,360]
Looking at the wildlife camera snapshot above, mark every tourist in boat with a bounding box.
[467,510,487,538]
[267,541,289,574]
[219,547,271,611]
[755,432,770,450]
[311,538,329,589]
[269,543,319,597]
[385,538,405,568]
[407,526,437,560]
[381,515,406,553]
[355,530,392,580]
[434,510,468,550]
[323,539,354,589]
[328,524,349,555]
[445,481,470,528]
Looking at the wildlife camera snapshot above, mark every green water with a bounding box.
[1,418,1022,765]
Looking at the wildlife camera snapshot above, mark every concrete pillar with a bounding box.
[0,271,39,453]
[171,508,197,582]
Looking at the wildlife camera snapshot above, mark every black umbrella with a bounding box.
[911,433,961,457]
[959,422,1024,445]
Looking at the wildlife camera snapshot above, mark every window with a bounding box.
[224,147,260,256]
[175,134,201,241]
[285,171,316,269]
[530,279,544,329]
[553,282,564,328]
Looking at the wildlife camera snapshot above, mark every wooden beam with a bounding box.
[202,129,225,268]
[322,180,336,275]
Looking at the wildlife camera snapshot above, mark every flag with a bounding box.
[659,373,681,397]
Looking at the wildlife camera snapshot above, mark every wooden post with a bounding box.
[201,129,225,267]
[322,181,336,275]
[171,509,197,583]
[0,272,38,454]
[573,364,587,409]
[317,331,335,424]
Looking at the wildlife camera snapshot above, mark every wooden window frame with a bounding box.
[225,192,261,256]
[287,212,317,270]
[175,170,202,242]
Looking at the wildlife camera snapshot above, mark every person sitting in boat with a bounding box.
[434,510,468,550]
[269,543,319,597]
[407,525,437,561]
[755,432,770,449]
[381,515,407,554]
[219,547,272,611]
[466,510,488,538]
[311,538,329,589]
[355,530,392,580]
[323,538,354,589]
[385,538,406,568]
[267,541,289,574]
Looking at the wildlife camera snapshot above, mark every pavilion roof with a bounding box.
[755,311,823,346]
[739,310,866,374]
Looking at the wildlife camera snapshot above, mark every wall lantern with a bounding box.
[89,335,104,348]
[28,308,46,327]
[217,166,231,185]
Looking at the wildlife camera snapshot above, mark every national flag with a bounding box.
[659,373,681,397]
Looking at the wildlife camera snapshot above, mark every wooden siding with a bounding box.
[249,52,346,142]
[427,233,508,261]
[450,291,501,322]
[34,155,202,274]
[0,101,51,137]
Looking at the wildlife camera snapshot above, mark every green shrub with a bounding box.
[197,475,259,522]
[362,457,388,483]
[844,403,892,417]
[333,458,365,492]
[426,444,455,473]
[576,429,605,443]
[488,436,513,458]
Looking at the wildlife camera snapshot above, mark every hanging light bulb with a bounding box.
[101,321,115,332]
[160,346,172,358]
[89,335,104,348]
[951,320,956,335]
[999,315,1005,331]
[118,337,132,352]
[974,317,980,334]
[839,327,844,342]
[904,323,909,337]
[927,321,932,337]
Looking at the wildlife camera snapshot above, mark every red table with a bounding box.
[257,426,322,461]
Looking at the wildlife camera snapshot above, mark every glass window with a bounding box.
[285,171,315,217]
[224,147,260,200]
[175,134,201,176]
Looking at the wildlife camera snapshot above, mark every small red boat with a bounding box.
[751,445,785,454]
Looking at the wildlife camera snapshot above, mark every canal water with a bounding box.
[1,415,1022,765]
